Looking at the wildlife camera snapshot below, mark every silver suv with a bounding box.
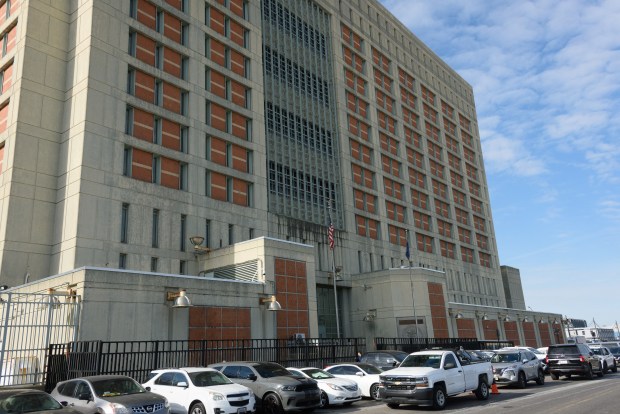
[491,349,545,388]
[209,361,320,414]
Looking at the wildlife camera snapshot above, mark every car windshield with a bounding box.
[0,393,63,413]
[491,353,520,363]
[400,355,441,368]
[302,368,334,379]
[254,363,291,378]
[92,378,146,397]
[590,348,604,355]
[189,370,233,386]
[607,346,620,354]
[357,364,383,374]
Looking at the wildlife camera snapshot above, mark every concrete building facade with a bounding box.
[0,0,563,347]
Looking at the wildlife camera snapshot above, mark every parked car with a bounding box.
[209,361,320,414]
[602,343,620,365]
[287,367,361,407]
[358,350,409,370]
[0,389,81,414]
[491,349,545,388]
[546,343,604,380]
[51,374,169,414]
[501,346,548,373]
[143,367,256,414]
[469,350,494,361]
[323,363,383,400]
[589,345,618,373]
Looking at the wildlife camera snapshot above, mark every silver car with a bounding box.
[51,374,170,414]
[491,349,545,388]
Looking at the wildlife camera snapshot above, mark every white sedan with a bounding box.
[287,367,361,407]
[324,363,383,400]
[143,367,256,414]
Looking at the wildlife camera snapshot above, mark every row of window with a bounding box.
[127,68,189,115]
[129,0,189,45]
[125,106,189,152]
[263,47,330,106]
[268,160,336,207]
[128,32,189,80]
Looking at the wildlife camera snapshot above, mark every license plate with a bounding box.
[558,360,568,364]
[237,408,247,414]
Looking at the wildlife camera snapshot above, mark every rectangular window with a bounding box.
[247,183,253,207]
[126,69,135,94]
[228,223,234,245]
[205,170,210,196]
[156,10,164,33]
[123,147,132,176]
[155,80,163,106]
[180,127,188,153]
[125,107,134,135]
[121,203,129,243]
[181,91,188,115]
[129,0,137,18]
[152,209,159,248]
[226,111,232,133]
[180,214,187,251]
[153,117,162,144]
[249,227,254,239]
[181,57,189,80]
[119,253,127,269]
[226,177,233,201]
[180,163,188,190]
[128,32,136,56]
[150,257,158,272]
[181,23,189,46]
[152,156,161,183]
[179,260,186,275]
[205,219,211,248]
[155,45,163,69]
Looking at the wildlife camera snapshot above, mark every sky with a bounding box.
[379,0,620,328]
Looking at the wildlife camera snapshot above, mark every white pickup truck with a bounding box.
[377,349,493,410]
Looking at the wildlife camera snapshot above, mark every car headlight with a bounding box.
[414,377,429,388]
[281,385,297,391]
[208,391,226,401]
[164,399,170,408]
[105,403,131,414]
[326,383,344,391]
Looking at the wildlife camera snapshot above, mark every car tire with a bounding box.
[189,402,206,414]
[550,372,559,380]
[432,385,447,410]
[535,369,545,385]
[612,362,618,373]
[584,365,593,380]
[603,362,608,374]
[263,393,284,414]
[370,383,381,400]
[319,391,329,408]
[474,380,489,400]
[517,371,527,389]
[597,365,604,378]
[387,403,400,409]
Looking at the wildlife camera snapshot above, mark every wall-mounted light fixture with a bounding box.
[538,318,545,324]
[166,289,192,308]
[521,316,529,323]
[363,309,377,322]
[259,295,282,311]
[328,266,343,282]
[476,311,489,321]
[189,236,210,255]
[362,284,372,290]
[499,314,511,322]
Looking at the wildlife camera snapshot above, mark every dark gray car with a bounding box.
[209,361,320,414]
[50,374,169,414]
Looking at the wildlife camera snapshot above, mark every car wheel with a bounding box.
[263,393,283,414]
[517,371,527,389]
[370,383,381,400]
[431,385,447,410]
[597,365,604,378]
[550,372,559,380]
[535,369,545,385]
[584,365,593,380]
[319,391,329,408]
[474,380,489,400]
[603,362,609,374]
[612,362,618,373]
[189,402,206,414]
[387,403,400,409]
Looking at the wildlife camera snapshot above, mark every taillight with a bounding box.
[579,355,586,363]
[545,356,549,364]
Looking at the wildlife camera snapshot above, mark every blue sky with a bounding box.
[379,0,620,327]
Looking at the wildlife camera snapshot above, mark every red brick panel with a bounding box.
[210,137,227,166]
[368,218,378,239]
[4,25,17,55]
[1,63,12,92]
[504,321,520,345]
[161,118,180,151]
[552,323,565,343]
[210,39,226,67]
[355,215,366,237]
[274,258,310,340]
[0,103,8,133]
[210,8,226,36]
[131,148,153,182]
[209,171,227,201]
[231,82,246,107]
[230,50,246,77]
[0,145,4,173]
[482,320,498,340]
[231,144,247,172]
[231,112,247,139]
[428,282,449,338]
[163,82,181,113]
[135,33,156,66]
[210,103,227,131]
[0,3,7,27]
[163,47,182,78]
[136,0,156,30]
[456,319,476,339]
[230,0,245,17]
[160,157,180,189]
[538,323,552,347]
[351,164,362,185]
[189,306,251,341]
[165,0,183,10]
[134,70,155,102]
[210,71,226,99]
[522,321,537,347]
[132,108,154,141]
[164,12,182,43]
[232,178,248,206]
[230,20,245,47]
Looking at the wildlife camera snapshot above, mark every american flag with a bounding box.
[328,219,335,250]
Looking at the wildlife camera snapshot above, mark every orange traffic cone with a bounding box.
[491,382,500,395]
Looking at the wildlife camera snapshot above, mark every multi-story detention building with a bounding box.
[0,0,563,347]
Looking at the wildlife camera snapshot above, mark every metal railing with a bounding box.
[375,337,513,352]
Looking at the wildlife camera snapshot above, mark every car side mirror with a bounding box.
[78,393,92,401]
[356,372,364,377]
[60,402,68,407]
[444,362,455,369]
[145,386,151,391]
[589,352,594,356]
[248,374,258,381]
[523,359,528,364]
[177,381,188,387]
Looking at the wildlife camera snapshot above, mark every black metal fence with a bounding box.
[375,337,514,352]
[45,337,365,392]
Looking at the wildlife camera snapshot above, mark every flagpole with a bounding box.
[329,202,341,339]
[406,229,418,338]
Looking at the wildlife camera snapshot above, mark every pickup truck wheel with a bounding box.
[263,393,283,414]
[189,402,206,414]
[550,372,559,380]
[432,385,447,410]
[319,391,329,408]
[517,371,527,389]
[535,369,545,385]
[474,380,489,400]
[387,403,400,409]
[370,383,381,400]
